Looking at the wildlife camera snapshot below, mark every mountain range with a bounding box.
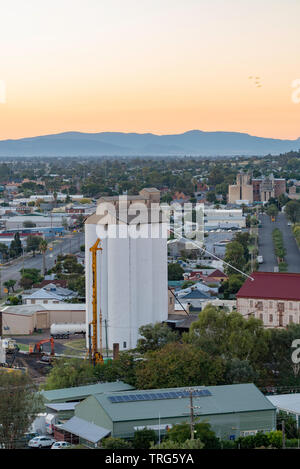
[0,130,299,157]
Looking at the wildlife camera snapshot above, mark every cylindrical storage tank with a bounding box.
[50,323,86,338]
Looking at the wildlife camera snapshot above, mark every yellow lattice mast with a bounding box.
[89,238,104,365]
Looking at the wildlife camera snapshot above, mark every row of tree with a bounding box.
[43,305,300,393]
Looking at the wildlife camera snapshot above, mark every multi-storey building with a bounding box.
[236,272,300,328]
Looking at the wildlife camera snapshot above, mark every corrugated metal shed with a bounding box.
[93,383,275,422]
[266,394,300,415]
[42,381,134,403]
[60,416,110,443]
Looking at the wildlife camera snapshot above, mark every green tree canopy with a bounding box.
[136,323,180,354]
[168,263,184,281]
[0,371,43,449]
[135,342,225,389]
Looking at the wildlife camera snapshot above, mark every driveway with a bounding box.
[258,213,300,273]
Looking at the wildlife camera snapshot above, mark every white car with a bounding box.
[28,436,56,449]
[51,441,71,449]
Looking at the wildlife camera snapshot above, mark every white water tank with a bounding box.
[50,323,86,338]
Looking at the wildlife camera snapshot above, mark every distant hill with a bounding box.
[0,130,299,156]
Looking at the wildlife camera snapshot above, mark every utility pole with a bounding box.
[105,319,109,358]
[183,389,201,440]
[282,420,286,449]
[189,390,195,440]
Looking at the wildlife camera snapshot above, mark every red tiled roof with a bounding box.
[207,269,227,278]
[236,271,300,301]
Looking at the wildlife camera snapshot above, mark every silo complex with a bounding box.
[85,189,168,352]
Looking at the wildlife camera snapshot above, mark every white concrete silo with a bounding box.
[85,191,168,353]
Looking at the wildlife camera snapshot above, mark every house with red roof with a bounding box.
[206,269,228,283]
[236,272,300,328]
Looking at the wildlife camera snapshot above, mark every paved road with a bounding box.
[0,231,85,291]
[258,213,300,273]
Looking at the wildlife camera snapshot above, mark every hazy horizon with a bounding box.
[1,0,300,140]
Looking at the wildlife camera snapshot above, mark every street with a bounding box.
[258,213,300,273]
[0,231,85,292]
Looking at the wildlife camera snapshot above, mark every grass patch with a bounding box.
[63,339,86,351]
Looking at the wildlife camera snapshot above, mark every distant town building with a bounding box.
[204,208,246,229]
[236,272,300,327]
[288,185,300,200]
[228,172,253,205]
[229,172,286,204]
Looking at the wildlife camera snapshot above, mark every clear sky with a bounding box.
[0,0,300,140]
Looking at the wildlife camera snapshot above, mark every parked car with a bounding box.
[51,441,71,449]
[28,436,56,449]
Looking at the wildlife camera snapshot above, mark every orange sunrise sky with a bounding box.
[0,0,300,140]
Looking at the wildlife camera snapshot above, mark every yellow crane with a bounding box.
[89,238,104,365]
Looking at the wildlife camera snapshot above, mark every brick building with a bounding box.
[236,272,300,328]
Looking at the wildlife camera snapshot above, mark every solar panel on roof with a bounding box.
[108,389,212,403]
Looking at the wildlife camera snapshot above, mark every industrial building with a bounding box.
[266,394,300,427]
[51,383,276,447]
[204,208,246,229]
[85,188,168,352]
[42,381,134,404]
[1,303,86,335]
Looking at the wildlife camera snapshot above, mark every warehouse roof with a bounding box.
[46,402,79,412]
[236,272,300,301]
[266,394,300,415]
[2,304,45,316]
[60,416,110,443]
[2,303,86,316]
[92,383,275,422]
[42,381,134,403]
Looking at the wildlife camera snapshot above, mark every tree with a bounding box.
[185,304,269,376]
[223,241,246,276]
[0,243,9,262]
[285,200,300,224]
[4,279,16,293]
[266,204,279,218]
[168,263,184,281]
[101,437,132,449]
[63,256,84,274]
[166,421,220,449]
[9,232,22,258]
[136,323,180,354]
[0,371,43,449]
[276,411,299,439]
[224,358,257,384]
[206,191,217,203]
[39,239,48,275]
[67,275,85,297]
[133,429,156,449]
[20,268,42,284]
[26,235,41,256]
[219,274,244,298]
[151,438,204,449]
[135,343,225,389]
[43,358,96,390]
